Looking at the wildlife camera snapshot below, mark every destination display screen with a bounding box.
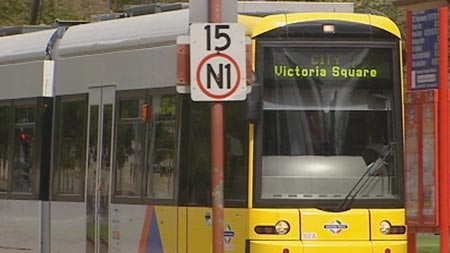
[264,46,393,81]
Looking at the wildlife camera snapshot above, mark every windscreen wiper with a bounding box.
[335,143,394,212]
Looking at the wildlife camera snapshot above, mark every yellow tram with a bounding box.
[180,12,406,253]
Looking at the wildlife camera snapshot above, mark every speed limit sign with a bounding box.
[190,23,246,101]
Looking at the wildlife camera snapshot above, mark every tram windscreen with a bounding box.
[261,46,401,201]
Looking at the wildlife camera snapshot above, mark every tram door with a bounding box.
[86,86,115,253]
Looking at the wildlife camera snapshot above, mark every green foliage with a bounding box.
[39,0,91,24]
[0,0,31,26]
[0,0,406,38]
[0,0,189,26]
[110,0,183,12]
[417,234,439,253]
[0,0,93,26]
[110,0,151,12]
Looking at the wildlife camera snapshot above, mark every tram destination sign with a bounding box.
[266,47,392,81]
[190,23,247,101]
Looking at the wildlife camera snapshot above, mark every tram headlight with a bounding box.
[379,220,391,235]
[254,220,291,235]
[275,220,290,235]
[322,24,335,33]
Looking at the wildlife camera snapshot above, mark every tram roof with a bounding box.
[0,28,57,64]
[237,1,353,16]
[56,2,354,58]
[252,12,401,39]
[55,9,189,58]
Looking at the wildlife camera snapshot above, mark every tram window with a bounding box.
[114,98,145,198]
[0,106,10,193]
[86,105,98,215]
[259,45,402,202]
[146,95,176,200]
[15,107,35,124]
[224,103,248,204]
[100,104,113,205]
[178,99,248,206]
[54,98,87,198]
[178,101,211,205]
[12,106,35,194]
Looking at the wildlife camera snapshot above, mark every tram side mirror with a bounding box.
[246,84,261,123]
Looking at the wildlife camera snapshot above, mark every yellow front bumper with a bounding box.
[247,240,407,253]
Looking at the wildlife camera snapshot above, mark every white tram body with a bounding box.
[0,29,57,253]
[51,9,188,253]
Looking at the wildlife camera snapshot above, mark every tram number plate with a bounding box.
[302,232,317,240]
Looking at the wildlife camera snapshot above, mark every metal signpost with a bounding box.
[181,1,244,253]
[437,7,449,253]
[205,3,245,253]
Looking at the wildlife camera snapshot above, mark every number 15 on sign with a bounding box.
[190,23,246,101]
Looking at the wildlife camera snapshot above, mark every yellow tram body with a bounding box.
[171,11,407,253]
